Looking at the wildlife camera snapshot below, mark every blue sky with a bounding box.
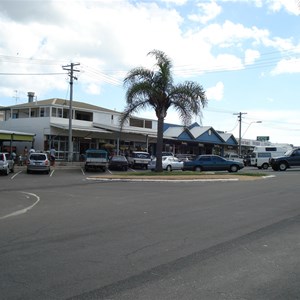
[0,0,300,145]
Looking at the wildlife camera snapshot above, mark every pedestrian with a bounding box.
[23,146,28,157]
[50,146,56,166]
[29,146,35,154]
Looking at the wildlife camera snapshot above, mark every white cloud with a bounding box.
[267,0,300,16]
[206,82,224,101]
[271,58,300,75]
[244,49,260,65]
[188,1,222,24]
[160,0,187,5]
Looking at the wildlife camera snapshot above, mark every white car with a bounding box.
[148,156,184,171]
[0,152,15,175]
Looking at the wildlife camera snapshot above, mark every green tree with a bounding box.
[121,50,207,172]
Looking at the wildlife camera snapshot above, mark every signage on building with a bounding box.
[257,136,269,141]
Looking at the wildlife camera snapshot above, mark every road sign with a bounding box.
[257,136,269,141]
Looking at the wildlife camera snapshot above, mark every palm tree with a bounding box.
[120,50,207,172]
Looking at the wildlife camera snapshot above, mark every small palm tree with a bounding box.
[121,50,207,172]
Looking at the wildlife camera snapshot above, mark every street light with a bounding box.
[238,120,262,156]
[242,121,262,138]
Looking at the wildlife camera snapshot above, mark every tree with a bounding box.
[120,50,207,172]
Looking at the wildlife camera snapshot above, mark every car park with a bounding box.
[183,154,244,172]
[148,156,184,171]
[127,151,151,169]
[109,155,128,171]
[270,148,300,171]
[27,152,51,174]
[0,152,14,175]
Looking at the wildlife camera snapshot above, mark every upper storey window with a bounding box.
[129,118,152,129]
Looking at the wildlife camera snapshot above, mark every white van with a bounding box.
[250,146,287,169]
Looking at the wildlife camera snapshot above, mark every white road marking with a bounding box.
[80,167,85,175]
[0,192,40,220]
[10,171,22,179]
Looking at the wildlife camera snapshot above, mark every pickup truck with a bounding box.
[270,148,300,171]
[84,149,109,172]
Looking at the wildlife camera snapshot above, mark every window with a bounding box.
[145,120,152,129]
[258,152,271,158]
[265,147,277,151]
[130,118,143,128]
[75,111,92,121]
[129,118,152,129]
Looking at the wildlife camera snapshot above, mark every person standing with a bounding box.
[50,146,56,166]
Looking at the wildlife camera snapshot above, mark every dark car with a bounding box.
[183,154,244,173]
[270,148,300,171]
[109,155,128,171]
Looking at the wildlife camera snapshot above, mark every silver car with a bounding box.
[0,152,14,175]
[148,156,184,171]
[27,152,51,174]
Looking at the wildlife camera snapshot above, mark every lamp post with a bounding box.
[242,121,262,138]
[240,120,262,156]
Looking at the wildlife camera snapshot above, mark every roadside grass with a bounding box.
[110,171,266,177]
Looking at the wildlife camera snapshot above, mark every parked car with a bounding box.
[270,148,300,171]
[84,149,109,172]
[148,156,184,171]
[224,153,244,164]
[175,154,195,161]
[127,151,151,169]
[27,152,50,174]
[109,155,128,171]
[0,152,14,175]
[183,155,244,172]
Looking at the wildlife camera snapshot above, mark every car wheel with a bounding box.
[261,163,269,170]
[279,162,287,171]
[229,165,238,173]
[166,165,172,172]
[194,166,202,172]
[27,169,31,174]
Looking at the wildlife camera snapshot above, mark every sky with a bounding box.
[0,0,300,145]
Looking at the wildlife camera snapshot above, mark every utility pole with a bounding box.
[62,62,80,162]
[233,112,247,157]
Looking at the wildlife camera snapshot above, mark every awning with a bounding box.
[50,123,112,137]
[0,130,35,142]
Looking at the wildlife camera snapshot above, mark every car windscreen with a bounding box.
[133,153,150,159]
[86,152,107,158]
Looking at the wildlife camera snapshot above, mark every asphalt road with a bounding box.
[0,168,300,299]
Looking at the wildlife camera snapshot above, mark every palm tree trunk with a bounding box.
[156,116,164,172]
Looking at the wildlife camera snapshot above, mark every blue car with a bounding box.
[183,155,244,173]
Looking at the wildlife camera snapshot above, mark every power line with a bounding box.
[0,72,67,75]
